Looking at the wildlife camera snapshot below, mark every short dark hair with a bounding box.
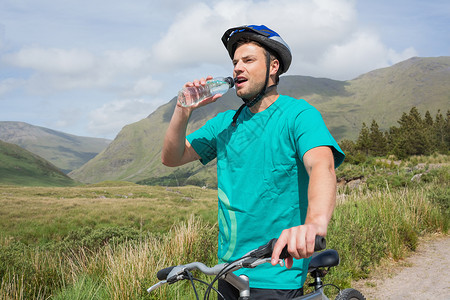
[234,38,283,84]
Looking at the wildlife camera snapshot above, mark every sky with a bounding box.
[0,0,449,139]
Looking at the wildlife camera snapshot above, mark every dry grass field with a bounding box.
[0,183,218,244]
[0,157,448,299]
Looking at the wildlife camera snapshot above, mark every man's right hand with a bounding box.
[177,76,222,109]
[162,76,221,167]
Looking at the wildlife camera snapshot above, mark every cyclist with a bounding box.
[161,25,345,299]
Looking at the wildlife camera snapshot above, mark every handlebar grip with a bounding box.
[278,242,291,259]
[254,235,326,259]
[156,266,175,280]
[278,235,326,259]
[314,235,326,251]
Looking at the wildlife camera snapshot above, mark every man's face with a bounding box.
[232,43,268,100]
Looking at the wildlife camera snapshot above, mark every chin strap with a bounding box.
[231,84,277,127]
[232,104,246,127]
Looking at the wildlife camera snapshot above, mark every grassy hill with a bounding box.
[0,140,77,186]
[0,121,111,173]
[306,56,450,139]
[68,96,229,186]
[69,56,450,185]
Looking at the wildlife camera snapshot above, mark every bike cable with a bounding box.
[182,271,224,300]
[186,270,200,300]
[204,254,252,300]
[191,278,224,299]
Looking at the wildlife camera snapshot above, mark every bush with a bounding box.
[426,186,449,231]
[0,241,63,299]
[366,173,410,190]
[0,242,33,280]
[343,152,368,165]
[52,226,142,253]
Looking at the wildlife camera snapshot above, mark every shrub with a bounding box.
[52,226,141,253]
[0,242,33,280]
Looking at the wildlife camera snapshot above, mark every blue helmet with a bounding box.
[221,25,292,74]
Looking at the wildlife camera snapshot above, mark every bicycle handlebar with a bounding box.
[156,262,226,281]
[149,236,327,295]
[155,235,326,281]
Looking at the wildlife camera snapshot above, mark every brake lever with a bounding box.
[147,271,190,294]
[147,280,167,293]
[165,266,188,283]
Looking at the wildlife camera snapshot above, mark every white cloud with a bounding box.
[153,0,357,62]
[387,47,418,65]
[312,31,391,79]
[150,0,417,80]
[0,0,434,138]
[103,48,152,72]
[2,0,420,91]
[2,47,103,94]
[125,76,164,98]
[299,31,418,80]
[3,47,95,74]
[152,2,230,68]
[87,99,159,137]
[0,78,24,97]
[2,46,157,94]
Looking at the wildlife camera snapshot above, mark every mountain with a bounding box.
[69,56,450,185]
[304,56,450,139]
[68,93,238,186]
[0,122,111,173]
[0,140,76,186]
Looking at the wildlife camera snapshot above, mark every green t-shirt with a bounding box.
[187,95,345,289]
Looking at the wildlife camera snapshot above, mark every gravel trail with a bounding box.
[352,235,450,300]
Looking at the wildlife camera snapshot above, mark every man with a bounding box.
[161,25,345,299]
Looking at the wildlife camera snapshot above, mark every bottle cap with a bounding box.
[224,77,235,88]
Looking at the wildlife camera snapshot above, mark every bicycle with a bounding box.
[148,236,366,300]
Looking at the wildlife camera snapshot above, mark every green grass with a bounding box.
[0,156,448,299]
[0,184,218,245]
[324,185,446,290]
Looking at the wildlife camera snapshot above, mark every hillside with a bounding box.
[68,94,237,185]
[0,121,111,173]
[0,140,77,186]
[69,56,450,185]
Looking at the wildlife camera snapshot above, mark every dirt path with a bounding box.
[352,235,450,300]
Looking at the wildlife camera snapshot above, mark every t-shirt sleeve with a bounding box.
[186,118,218,165]
[294,107,345,168]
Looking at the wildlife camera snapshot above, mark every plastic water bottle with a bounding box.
[177,77,234,107]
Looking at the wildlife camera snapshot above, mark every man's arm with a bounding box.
[161,76,220,167]
[271,146,337,268]
[161,105,200,167]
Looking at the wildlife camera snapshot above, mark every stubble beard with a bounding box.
[236,78,266,101]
